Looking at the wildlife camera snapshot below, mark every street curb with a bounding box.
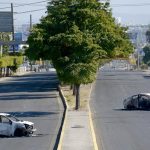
[88,104,99,150]
[57,84,99,150]
[57,85,68,150]
[88,83,99,150]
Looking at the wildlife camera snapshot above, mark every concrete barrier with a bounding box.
[54,85,68,150]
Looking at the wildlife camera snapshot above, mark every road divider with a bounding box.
[56,85,68,150]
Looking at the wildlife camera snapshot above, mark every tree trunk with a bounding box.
[70,84,73,90]
[73,84,76,96]
[6,67,9,77]
[0,68,2,77]
[4,67,6,77]
[75,84,80,110]
[2,68,4,77]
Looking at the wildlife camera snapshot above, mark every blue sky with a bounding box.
[0,0,48,27]
[110,0,150,25]
[0,0,150,26]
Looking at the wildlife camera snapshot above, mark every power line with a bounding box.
[0,0,48,10]
[15,0,48,7]
[112,3,150,7]
[15,8,46,14]
[0,3,11,4]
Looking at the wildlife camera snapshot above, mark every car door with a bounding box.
[139,95,149,109]
[0,116,5,135]
[131,95,139,108]
[0,116,12,136]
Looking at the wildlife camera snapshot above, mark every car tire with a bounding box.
[126,105,135,110]
[14,128,26,137]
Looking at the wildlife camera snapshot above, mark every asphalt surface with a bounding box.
[90,70,150,150]
[0,71,64,150]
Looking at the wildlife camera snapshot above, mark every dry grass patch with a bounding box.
[61,84,92,110]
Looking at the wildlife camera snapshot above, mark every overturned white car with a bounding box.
[0,113,36,137]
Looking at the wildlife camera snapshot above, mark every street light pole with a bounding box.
[137,49,140,70]
[0,34,2,57]
[0,45,2,57]
[11,3,15,53]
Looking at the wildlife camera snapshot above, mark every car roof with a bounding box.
[140,93,150,96]
[0,113,10,116]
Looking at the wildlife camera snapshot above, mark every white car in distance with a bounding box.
[0,113,36,137]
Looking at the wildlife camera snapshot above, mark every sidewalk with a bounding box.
[61,110,94,150]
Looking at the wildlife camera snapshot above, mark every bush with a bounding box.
[141,64,148,70]
[0,56,24,73]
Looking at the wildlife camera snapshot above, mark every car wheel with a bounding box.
[14,128,26,137]
[126,105,135,110]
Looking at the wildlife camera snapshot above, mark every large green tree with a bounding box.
[27,0,133,109]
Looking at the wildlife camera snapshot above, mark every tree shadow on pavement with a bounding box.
[0,94,57,101]
[113,108,150,111]
[2,111,58,118]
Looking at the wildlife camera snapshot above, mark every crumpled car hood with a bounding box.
[18,120,34,126]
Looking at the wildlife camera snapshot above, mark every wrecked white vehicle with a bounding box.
[0,113,36,137]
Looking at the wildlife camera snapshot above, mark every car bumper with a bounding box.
[27,128,36,134]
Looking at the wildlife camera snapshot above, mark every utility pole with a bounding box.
[0,34,2,57]
[0,45,2,57]
[11,3,15,53]
[137,49,140,70]
[135,26,145,70]
[30,14,32,30]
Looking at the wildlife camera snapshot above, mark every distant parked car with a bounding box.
[0,113,36,137]
[123,93,150,110]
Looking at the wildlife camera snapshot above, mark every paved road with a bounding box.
[0,72,64,150]
[90,70,150,150]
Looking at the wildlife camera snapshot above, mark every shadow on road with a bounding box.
[0,133,50,138]
[113,108,150,111]
[143,75,150,79]
[0,94,57,101]
[0,72,59,93]
[2,111,58,117]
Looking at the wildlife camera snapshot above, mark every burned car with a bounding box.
[0,113,36,137]
[123,93,150,110]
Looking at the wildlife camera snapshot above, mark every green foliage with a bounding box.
[0,32,11,56]
[26,26,48,60]
[9,52,24,56]
[48,24,103,84]
[146,30,150,43]
[143,46,150,64]
[27,0,133,85]
[140,63,148,70]
[0,56,23,68]
[26,0,133,109]
[147,61,150,66]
